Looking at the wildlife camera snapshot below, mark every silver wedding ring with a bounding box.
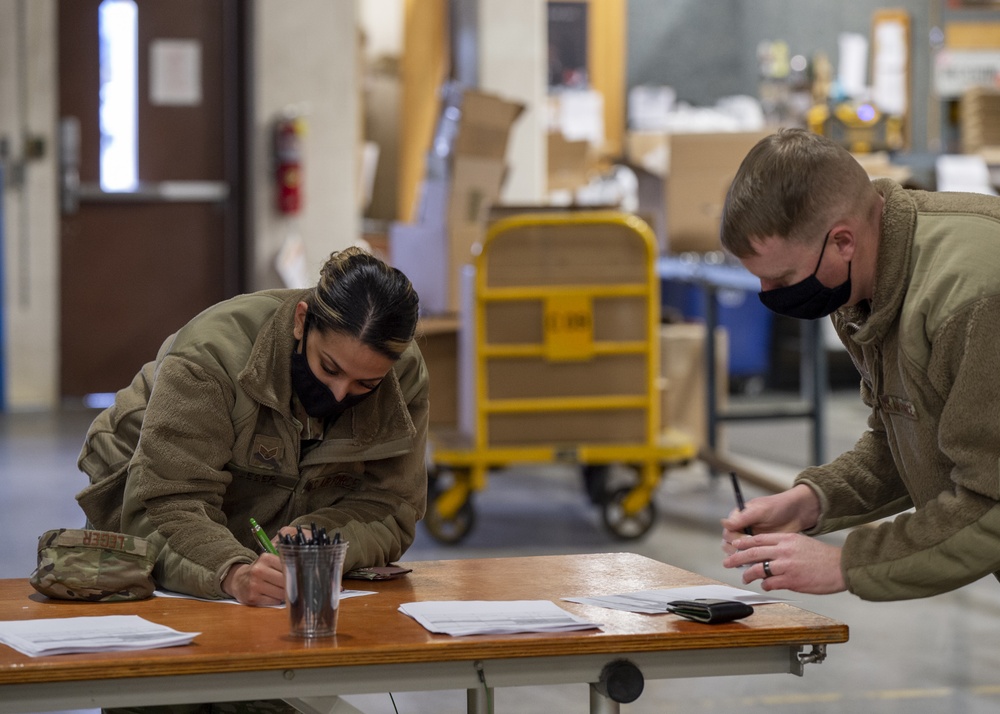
[762,560,773,578]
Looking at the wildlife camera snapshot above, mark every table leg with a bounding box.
[285,696,367,714]
[704,284,720,456]
[702,281,827,467]
[467,685,492,713]
[589,684,620,714]
[800,318,827,465]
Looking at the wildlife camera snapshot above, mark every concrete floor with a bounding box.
[3,390,1000,713]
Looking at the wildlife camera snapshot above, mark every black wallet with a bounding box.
[666,598,754,624]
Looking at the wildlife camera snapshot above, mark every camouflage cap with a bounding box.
[30,528,157,602]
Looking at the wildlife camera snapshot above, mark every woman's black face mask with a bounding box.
[290,317,377,421]
[757,231,852,320]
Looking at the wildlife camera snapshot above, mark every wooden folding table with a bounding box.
[0,552,848,713]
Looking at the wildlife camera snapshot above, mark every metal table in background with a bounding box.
[658,257,827,469]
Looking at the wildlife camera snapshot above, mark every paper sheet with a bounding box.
[154,588,376,607]
[0,615,198,657]
[563,584,789,615]
[399,600,602,636]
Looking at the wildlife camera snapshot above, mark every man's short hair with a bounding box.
[720,128,875,257]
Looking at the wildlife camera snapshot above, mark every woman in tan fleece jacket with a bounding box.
[718,128,1000,602]
[76,247,428,607]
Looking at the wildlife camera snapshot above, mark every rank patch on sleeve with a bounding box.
[250,435,284,470]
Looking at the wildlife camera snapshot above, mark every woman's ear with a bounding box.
[293,301,309,340]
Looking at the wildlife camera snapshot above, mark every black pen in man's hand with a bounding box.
[729,472,754,536]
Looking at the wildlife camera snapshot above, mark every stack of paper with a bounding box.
[400,600,602,636]
[0,615,199,657]
[564,584,786,614]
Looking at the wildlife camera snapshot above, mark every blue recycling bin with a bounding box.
[658,257,773,380]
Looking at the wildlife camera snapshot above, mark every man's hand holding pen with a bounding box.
[721,483,847,595]
[722,483,820,538]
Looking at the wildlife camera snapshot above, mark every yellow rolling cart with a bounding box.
[425,211,697,543]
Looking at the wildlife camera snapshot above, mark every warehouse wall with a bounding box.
[627,0,744,106]
[0,0,59,410]
[627,0,935,151]
[250,0,359,290]
[0,0,357,410]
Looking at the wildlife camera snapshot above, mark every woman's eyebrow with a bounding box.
[320,352,387,383]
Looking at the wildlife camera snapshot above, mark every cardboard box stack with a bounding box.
[416,315,459,428]
[660,323,728,452]
[545,89,605,198]
[960,87,1000,155]
[663,131,770,254]
[547,132,594,193]
[390,88,524,316]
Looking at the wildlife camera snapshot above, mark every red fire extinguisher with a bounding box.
[273,113,305,214]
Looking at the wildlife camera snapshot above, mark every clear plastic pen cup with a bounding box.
[278,540,349,638]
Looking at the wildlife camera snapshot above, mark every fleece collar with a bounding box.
[836,179,917,346]
[237,290,307,417]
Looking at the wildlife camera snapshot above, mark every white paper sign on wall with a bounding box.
[150,39,202,106]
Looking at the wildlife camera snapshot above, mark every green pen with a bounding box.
[250,517,279,555]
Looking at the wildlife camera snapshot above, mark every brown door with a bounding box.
[58,0,245,398]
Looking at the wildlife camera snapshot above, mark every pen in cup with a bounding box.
[250,517,279,555]
[728,472,754,536]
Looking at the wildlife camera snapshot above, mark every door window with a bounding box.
[98,0,138,191]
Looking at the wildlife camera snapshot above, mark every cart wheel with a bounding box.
[581,465,609,504]
[424,472,476,545]
[602,486,657,540]
[582,463,644,505]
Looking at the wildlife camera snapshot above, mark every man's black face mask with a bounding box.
[757,231,852,320]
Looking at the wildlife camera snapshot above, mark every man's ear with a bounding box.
[293,301,309,340]
[830,226,857,262]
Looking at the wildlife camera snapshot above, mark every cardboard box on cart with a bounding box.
[393,90,523,435]
[461,217,655,447]
[391,89,523,316]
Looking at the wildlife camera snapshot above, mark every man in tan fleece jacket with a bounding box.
[718,128,1000,601]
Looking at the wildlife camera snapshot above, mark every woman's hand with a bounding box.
[222,555,285,606]
[277,525,314,543]
[722,532,846,594]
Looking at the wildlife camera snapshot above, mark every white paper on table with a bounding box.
[399,600,602,636]
[0,615,199,657]
[563,584,789,615]
[154,588,376,607]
